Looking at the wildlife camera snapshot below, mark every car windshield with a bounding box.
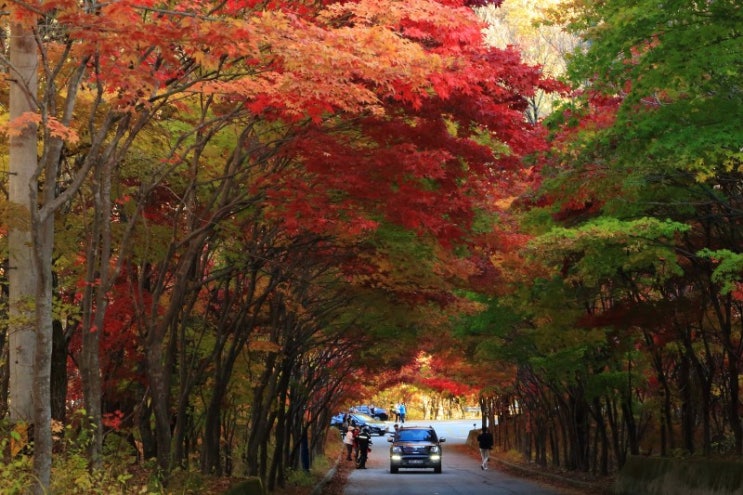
[398,429,437,442]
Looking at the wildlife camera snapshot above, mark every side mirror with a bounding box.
[439,438,446,443]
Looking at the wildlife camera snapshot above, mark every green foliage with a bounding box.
[454,293,522,338]
[565,0,743,178]
[527,216,688,287]
[0,433,32,495]
[0,431,151,495]
[485,0,743,477]
[698,248,743,295]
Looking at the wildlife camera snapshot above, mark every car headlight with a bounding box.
[429,446,440,454]
[391,446,402,454]
[430,454,441,461]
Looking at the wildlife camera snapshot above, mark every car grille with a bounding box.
[402,446,429,454]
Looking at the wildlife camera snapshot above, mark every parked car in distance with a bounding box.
[351,405,389,421]
[334,413,388,436]
[388,425,445,473]
[330,413,345,428]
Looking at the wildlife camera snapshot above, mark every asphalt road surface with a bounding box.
[342,419,560,495]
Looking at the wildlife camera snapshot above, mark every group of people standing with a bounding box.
[390,402,407,423]
[342,423,373,469]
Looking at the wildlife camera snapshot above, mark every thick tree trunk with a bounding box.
[8,20,47,495]
[8,19,38,430]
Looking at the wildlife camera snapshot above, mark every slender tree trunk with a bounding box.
[87,156,116,467]
[268,382,290,491]
[79,156,113,469]
[621,398,639,457]
[145,330,173,474]
[50,319,68,423]
[32,209,54,495]
[1,314,9,419]
[201,371,229,475]
[726,348,742,454]
[678,352,695,454]
[549,424,559,467]
[685,326,714,456]
[593,398,609,476]
[136,389,158,460]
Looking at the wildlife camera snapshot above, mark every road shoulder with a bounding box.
[452,443,615,495]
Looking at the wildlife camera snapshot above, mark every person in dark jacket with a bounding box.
[477,427,494,470]
[355,427,372,468]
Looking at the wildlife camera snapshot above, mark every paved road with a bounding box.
[342,419,560,495]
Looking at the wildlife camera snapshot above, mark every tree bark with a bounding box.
[8,19,44,495]
[32,207,54,495]
[50,319,68,423]
[8,18,38,430]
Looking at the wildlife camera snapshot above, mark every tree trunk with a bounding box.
[32,210,54,495]
[8,19,46,495]
[201,372,229,475]
[145,331,173,474]
[726,347,742,455]
[621,398,639,457]
[82,155,116,468]
[245,347,279,476]
[50,319,68,423]
[136,390,158,460]
[8,18,38,431]
[678,352,695,454]
[593,398,609,476]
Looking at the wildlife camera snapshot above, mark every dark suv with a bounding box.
[388,425,445,473]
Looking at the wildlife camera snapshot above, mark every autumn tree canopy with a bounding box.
[5,0,743,490]
[1,0,551,491]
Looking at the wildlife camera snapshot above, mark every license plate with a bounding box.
[408,459,424,464]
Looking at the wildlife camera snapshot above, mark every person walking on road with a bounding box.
[477,426,494,470]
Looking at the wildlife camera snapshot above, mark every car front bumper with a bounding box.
[390,454,441,469]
